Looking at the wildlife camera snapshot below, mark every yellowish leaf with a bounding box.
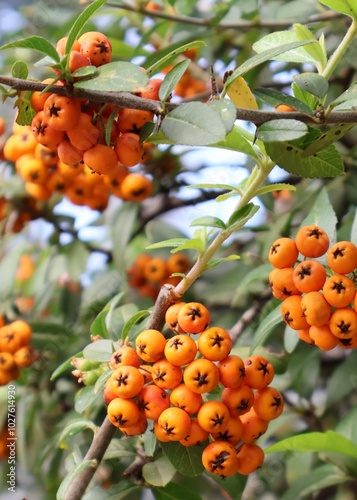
[226,77,258,110]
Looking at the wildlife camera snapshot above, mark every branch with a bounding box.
[82,0,345,30]
[1,75,357,126]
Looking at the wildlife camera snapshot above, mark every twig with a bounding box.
[82,1,345,30]
[2,76,357,125]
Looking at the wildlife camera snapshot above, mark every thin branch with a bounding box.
[1,75,357,126]
[82,0,345,30]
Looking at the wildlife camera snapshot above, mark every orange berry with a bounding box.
[295,225,329,258]
[268,237,299,268]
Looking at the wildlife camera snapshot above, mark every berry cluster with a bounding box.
[0,318,36,385]
[3,31,161,210]
[127,252,191,301]
[103,301,284,478]
[269,224,357,350]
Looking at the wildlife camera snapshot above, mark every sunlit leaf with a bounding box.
[256,119,308,142]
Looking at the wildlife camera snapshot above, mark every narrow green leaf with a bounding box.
[280,465,347,500]
[50,351,83,381]
[224,40,314,92]
[159,59,190,102]
[74,386,101,413]
[172,238,205,255]
[256,119,308,142]
[121,309,151,341]
[249,305,283,353]
[111,202,140,272]
[65,0,108,55]
[12,60,28,79]
[265,141,345,178]
[294,23,327,71]
[265,430,357,458]
[254,87,313,115]
[252,31,322,67]
[146,238,189,250]
[59,419,96,448]
[255,183,296,196]
[187,183,236,192]
[190,216,226,229]
[161,102,226,146]
[57,460,97,500]
[298,187,337,248]
[0,36,60,62]
[301,123,355,157]
[146,40,206,76]
[227,203,259,231]
[318,0,357,18]
[293,73,329,99]
[161,441,206,477]
[74,61,149,92]
[329,82,357,107]
[206,255,240,269]
[292,81,318,110]
[335,407,357,445]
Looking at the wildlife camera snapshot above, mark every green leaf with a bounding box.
[50,351,83,381]
[111,202,140,272]
[326,349,357,404]
[161,441,206,477]
[208,99,237,134]
[146,238,189,250]
[65,0,108,55]
[227,203,260,232]
[12,60,28,79]
[224,41,315,92]
[265,430,357,458]
[59,418,96,449]
[254,88,313,115]
[318,0,357,18]
[142,455,176,487]
[187,183,238,192]
[293,73,329,99]
[74,61,149,92]
[159,59,190,102]
[213,125,260,159]
[0,36,60,62]
[329,82,357,107]
[284,325,300,353]
[83,339,117,362]
[265,141,345,178]
[57,460,97,500]
[249,305,283,353]
[255,183,296,196]
[294,23,327,72]
[301,123,355,157]
[74,386,102,413]
[145,40,206,76]
[298,187,337,249]
[251,31,322,67]
[121,309,151,341]
[161,102,226,146]
[256,119,308,142]
[292,81,318,110]
[280,464,347,500]
[206,254,240,269]
[190,216,226,229]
